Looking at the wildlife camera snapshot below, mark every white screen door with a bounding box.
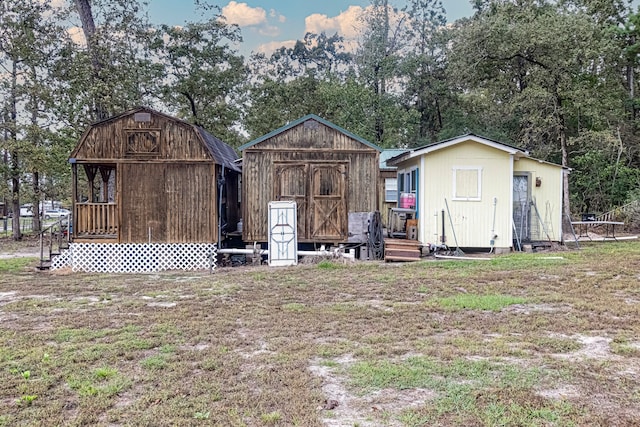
[268,201,298,266]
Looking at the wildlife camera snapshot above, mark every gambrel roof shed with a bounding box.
[69,106,240,244]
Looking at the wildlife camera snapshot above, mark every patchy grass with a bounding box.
[429,293,528,311]
[0,258,37,273]
[0,241,639,425]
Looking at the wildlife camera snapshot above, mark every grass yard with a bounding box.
[1,241,640,426]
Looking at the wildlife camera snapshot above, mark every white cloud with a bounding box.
[221,1,267,27]
[256,40,296,55]
[258,25,281,37]
[305,5,364,40]
[269,8,286,23]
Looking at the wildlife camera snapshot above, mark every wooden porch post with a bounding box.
[72,163,78,239]
[99,166,111,202]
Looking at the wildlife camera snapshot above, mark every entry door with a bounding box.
[274,163,308,239]
[513,175,530,242]
[310,164,347,241]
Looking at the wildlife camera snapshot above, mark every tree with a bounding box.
[450,0,609,216]
[151,3,247,146]
[62,0,161,129]
[400,0,451,144]
[356,0,409,146]
[0,0,65,238]
[245,32,354,138]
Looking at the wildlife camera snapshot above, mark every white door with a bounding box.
[268,201,298,266]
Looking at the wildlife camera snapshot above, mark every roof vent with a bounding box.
[304,119,319,130]
[134,112,151,122]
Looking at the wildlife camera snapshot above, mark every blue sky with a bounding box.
[147,1,476,56]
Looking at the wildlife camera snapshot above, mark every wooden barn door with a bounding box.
[120,163,167,243]
[310,163,347,241]
[274,163,308,240]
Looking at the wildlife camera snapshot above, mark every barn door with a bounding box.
[274,163,308,239]
[310,163,347,241]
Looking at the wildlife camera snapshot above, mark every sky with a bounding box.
[147,1,476,56]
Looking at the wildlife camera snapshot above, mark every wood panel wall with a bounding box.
[73,113,210,161]
[120,163,216,243]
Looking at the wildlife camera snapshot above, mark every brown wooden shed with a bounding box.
[69,107,240,244]
[239,114,382,244]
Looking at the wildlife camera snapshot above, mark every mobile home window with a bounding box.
[385,178,398,202]
[453,167,482,201]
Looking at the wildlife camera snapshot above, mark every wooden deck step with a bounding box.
[384,238,422,262]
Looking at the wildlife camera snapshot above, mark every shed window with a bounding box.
[125,129,160,158]
[385,178,398,202]
[453,167,482,201]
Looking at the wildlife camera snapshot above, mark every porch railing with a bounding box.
[75,203,118,236]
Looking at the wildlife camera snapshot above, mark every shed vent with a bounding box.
[304,119,319,130]
[134,112,151,122]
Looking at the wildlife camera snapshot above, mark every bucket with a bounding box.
[399,193,416,209]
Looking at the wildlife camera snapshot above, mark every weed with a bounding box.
[18,395,37,405]
[193,411,210,420]
[260,411,281,423]
[93,366,117,380]
[317,260,343,270]
[141,355,167,371]
[252,272,266,281]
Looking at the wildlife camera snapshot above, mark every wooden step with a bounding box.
[384,238,422,262]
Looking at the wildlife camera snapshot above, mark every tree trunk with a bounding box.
[30,82,42,233]
[74,0,109,120]
[32,170,41,232]
[559,110,571,220]
[9,61,21,240]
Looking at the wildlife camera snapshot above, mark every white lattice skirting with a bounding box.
[51,243,217,273]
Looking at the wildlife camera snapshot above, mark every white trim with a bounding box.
[404,135,522,162]
[420,155,426,242]
[559,168,565,238]
[509,154,514,243]
[452,166,482,201]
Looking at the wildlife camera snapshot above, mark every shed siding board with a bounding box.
[242,121,379,243]
[514,157,562,241]
[165,164,216,243]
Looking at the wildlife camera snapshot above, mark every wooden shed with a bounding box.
[239,114,382,244]
[68,107,240,245]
